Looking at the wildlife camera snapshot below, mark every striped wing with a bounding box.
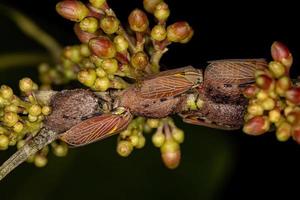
[140,66,201,99]
[205,59,268,84]
[59,110,132,147]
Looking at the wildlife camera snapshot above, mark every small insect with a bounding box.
[0,59,267,180]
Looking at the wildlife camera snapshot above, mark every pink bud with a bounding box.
[286,87,300,105]
[271,41,293,69]
[243,116,270,136]
[243,85,258,98]
[89,36,116,58]
[74,23,98,43]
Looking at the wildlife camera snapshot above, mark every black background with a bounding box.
[0,0,300,199]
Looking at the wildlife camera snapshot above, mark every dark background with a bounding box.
[0,0,300,199]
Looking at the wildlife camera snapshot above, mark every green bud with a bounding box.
[28,114,38,122]
[56,1,89,22]
[268,61,285,78]
[151,25,167,41]
[19,77,34,93]
[101,58,119,74]
[34,154,48,167]
[95,67,107,77]
[147,118,160,128]
[79,17,99,33]
[131,51,149,70]
[93,77,111,91]
[128,9,149,32]
[100,16,120,34]
[0,85,13,100]
[42,106,52,116]
[64,46,82,63]
[4,105,19,113]
[89,36,116,58]
[154,2,170,22]
[13,122,24,133]
[78,69,97,87]
[161,140,181,169]
[117,140,133,157]
[129,134,139,146]
[114,35,129,53]
[152,132,165,147]
[80,44,91,57]
[0,134,9,150]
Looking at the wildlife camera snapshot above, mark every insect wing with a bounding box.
[140,66,201,99]
[60,111,132,147]
[205,59,268,85]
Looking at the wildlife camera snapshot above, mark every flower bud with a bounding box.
[117,140,133,157]
[147,118,160,128]
[286,87,300,105]
[29,104,42,116]
[52,143,68,157]
[79,17,99,33]
[3,112,19,127]
[19,77,34,93]
[243,85,258,98]
[42,106,52,116]
[100,16,120,34]
[101,58,119,74]
[136,135,146,149]
[255,75,273,90]
[243,116,270,136]
[292,126,300,144]
[268,61,285,78]
[261,98,275,111]
[114,35,129,53]
[93,77,111,91]
[154,2,170,22]
[56,1,89,22]
[131,51,149,70]
[13,122,24,133]
[247,103,264,116]
[0,135,9,150]
[64,46,82,63]
[28,114,38,122]
[143,0,163,13]
[34,154,48,167]
[0,85,13,100]
[80,44,91,57]
[167,21,193,43]
[256,90,268,101]
[277,76,291,91]
[151,25,167,41]
[161,140,181,169]
[77,68,97,87]
[89,36,116,58]
[74,23,98,43]
[152,132,165,147]
[172,128,184,143]
[276,122,291,142]
[89,0,106,9]
[268,109,281,123]
[271,41,293,69]
[128,9,149,32]
[95,67,107,77]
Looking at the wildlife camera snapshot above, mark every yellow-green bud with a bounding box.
[268,61,285,78]
[13,122,24,133]
[34,154,48,167]
[152,132,165,147]
[42,106,52,116]
[0,135,9,150]
[129,134,139,146]
[276,122,291,142]
[172,128,184,143]
[19,77,34,93]
[256,90,268,101]
[79,17,99,33]
[95,67,107,78]
[268,109,281,123]
[4,105,19,113]
[151,25,167,41]
[28,114,38,122]
[117,140,133,157]
[154,2,170,22]
[64,46,82,63]
[113,35,129,53]
[136,135,146,149]
[29,104,42,116]
[3,112,18,127]
[93,77,111,91]
[143,0,163,13]
[101,58,119,74]
[161,140,181,169]
[89,0,106,8]
[80,44,91,57]
[52,143,68,157]
[78,69,97,87]
[0,85,13,100]
[247,103,264,116]
[100,16,120,34]
[147,118,160,128]
[261,98,275,111]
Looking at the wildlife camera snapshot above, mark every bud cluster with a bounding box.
[243,41,300,143]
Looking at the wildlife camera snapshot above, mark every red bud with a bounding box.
[243,116,270,136]
[271,41,293,69]
[56,1,89,22]
[286,87,300,105]
[89,36,116,58]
